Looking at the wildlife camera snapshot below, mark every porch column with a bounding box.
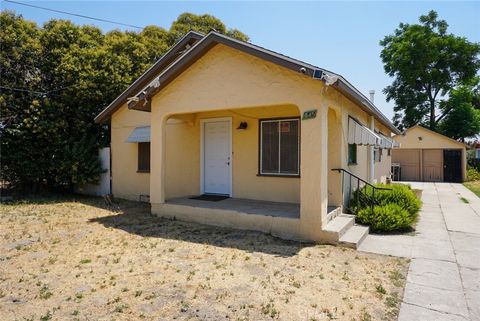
[327,107,344,207]
[150,113,167,205]
[299,103,329,238]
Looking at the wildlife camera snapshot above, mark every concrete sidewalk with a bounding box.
[359,182,480,321]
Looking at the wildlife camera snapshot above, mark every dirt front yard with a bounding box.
[0,197,408,321]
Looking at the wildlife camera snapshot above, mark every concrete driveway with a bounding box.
[359,182,480,321]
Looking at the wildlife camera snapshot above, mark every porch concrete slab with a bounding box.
[166,197,300,219]
[398,302,469,321]
[407,258,463,292]
[403,282,469,318]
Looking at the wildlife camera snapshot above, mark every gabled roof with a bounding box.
[396,125,467,147]
[95,31,400,134]
[94,31,204,123]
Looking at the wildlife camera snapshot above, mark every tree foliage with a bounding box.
[380,10,480,132]
[0,11,248,191]
[168,12,249,45]
[438,85,480,141]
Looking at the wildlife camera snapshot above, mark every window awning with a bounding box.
[378,133,399,149]
[126,126,150,143]
[348,118,381,147]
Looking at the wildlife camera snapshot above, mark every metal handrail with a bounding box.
[331,168,392,214]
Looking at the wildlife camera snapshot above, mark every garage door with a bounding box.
[422,149,443,182]
[392,149,420,181]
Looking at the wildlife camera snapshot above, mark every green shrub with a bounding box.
[351,183,421,220]
[357,203,413,232]
[466,167,480,181]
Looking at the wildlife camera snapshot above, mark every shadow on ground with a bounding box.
[86,198,312,257]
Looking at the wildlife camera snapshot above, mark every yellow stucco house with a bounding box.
[95,31,400,247]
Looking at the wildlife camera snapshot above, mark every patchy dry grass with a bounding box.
[464,180,480,198]
[0,196,408,321]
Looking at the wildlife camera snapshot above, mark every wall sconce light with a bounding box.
[236,122,248,130]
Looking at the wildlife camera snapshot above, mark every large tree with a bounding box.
[380,10,480,132]
[0,11,248,192]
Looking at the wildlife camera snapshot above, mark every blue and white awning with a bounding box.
[348,118,381,146]
[378,133,399,149]
[126,126,150,143]
[348,117,399,148]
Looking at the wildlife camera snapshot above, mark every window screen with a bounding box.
[348,144,357,165]
[138,142,150,172]
[260,118,299,175]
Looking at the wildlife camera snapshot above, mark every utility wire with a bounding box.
[3,0,144,30]
[0,85,47,95]
[0,84,83,96]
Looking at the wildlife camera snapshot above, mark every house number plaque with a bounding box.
[302,109,317,120]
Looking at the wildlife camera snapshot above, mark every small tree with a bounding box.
[380,10,480,131]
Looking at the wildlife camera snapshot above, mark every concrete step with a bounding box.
[326,206,342,223]
[339,225,370,249]
[324,214,355,238]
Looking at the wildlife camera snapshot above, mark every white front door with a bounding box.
[202,119,231,195]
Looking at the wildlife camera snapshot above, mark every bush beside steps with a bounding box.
[353,183,422,233]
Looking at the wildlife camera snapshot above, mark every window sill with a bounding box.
[257,173,300,178]
[137,170,150,173]
[348,162,358,166]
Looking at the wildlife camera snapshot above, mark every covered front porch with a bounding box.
[148,101,349,243]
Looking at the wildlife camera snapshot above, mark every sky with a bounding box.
[2,0,480,121]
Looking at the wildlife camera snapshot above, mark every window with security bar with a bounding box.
[259,118,300,176]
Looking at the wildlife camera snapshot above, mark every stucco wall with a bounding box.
[164,106,301,203]
[394,126,467,150]
[374,149,392,183]
[111,105,150,201]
